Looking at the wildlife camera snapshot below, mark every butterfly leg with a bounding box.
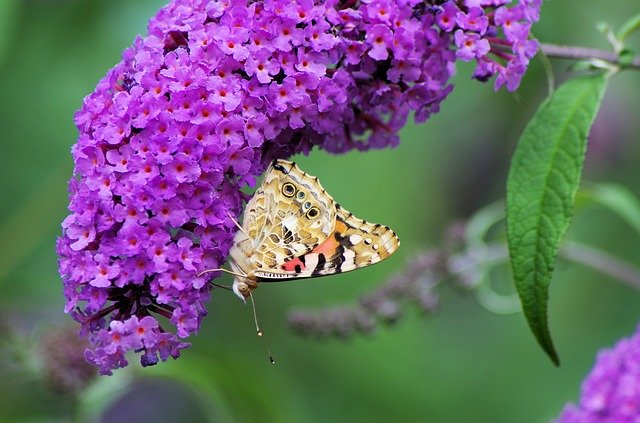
[197,267,247,279]
[210,282,233,291]
[227,212,251,239]
[198,268,250,295]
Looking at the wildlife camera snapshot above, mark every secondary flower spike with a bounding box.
[555,325,640,421]
[58,0,541,375]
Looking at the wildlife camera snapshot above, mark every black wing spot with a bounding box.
[331,245,345,273]
[313,253,326,275]
[294,264,302,273]
[283,226,294,243]
[307,207,319,219]
[273,161,289,174]
[334,231,353,247]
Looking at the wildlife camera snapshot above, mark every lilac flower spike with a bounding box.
[555,326,640,422]
[58,0,541,375]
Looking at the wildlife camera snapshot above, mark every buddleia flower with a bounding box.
[555,325,640,421]
[58,0,541,375]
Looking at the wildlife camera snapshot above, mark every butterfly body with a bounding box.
[225,159,399,301]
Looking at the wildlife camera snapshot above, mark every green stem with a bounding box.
[560,240,640,291]
[539,42,640,69]
[451,241,640,292]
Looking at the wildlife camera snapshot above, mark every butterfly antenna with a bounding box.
[249,292,275,364]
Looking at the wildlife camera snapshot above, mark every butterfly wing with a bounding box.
[241,160,337,273]
[255,204,400,279]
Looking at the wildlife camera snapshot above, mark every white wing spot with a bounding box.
[282,215,298,230]
[349,234,363,244]
[343,249,356,267]
[305,254,319,274]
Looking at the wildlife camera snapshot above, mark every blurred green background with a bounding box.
[1,1,639,422]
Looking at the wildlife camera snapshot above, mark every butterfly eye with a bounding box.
[282,182,296,197]
[306,207,319,219]
[296,191,306,200]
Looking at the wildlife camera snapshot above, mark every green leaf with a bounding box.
[577,183,640,236]
[617,12,640,43]
[506,73,609,366]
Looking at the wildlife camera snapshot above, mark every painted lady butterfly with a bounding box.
[201,159,400,302]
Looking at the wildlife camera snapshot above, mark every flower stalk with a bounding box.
[539,42,640,69]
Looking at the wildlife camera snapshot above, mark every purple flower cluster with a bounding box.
[555,326,640,422]
[439,0,540,90]
[57,0,541,375]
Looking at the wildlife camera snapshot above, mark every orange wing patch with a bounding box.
[280,220,346,274]
[278,206,398,278]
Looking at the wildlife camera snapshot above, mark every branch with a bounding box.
[539,42,640,69]
[560,241,640,291]
[450,241,640,293]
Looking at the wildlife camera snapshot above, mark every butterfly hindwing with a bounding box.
[255,204,400,279]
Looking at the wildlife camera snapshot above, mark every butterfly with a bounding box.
[201,159,400,303]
